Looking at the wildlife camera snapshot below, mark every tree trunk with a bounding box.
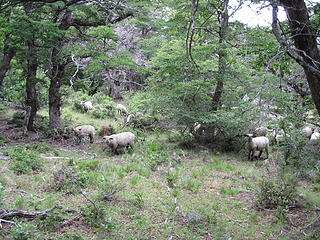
[25,39,38,131]
[49,50,65,129]
[212,0,229,110]
[0,36,16,95]
[277,0,320,116]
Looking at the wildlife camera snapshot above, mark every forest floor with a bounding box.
[0,106,320,240]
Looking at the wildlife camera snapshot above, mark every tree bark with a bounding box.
[274,0,320,115]
[24,2,38,131]
[25,39,38,131]
[212,0,229,110]
[49,48,65,129]
[0,36,16,95]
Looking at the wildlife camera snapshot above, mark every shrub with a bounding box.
[7,111,25,127]
[279,130,320,182]
[0,135,8,146]
[10,222,40,240]
[52,166,88,193]
[255,174,298,210]
[26,142,52,153]
[4,147,43,174]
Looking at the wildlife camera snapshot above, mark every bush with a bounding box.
[279,130,320,182]
[255,173,298,210]
[0,135,8,146]
[52,166,88,193]
[26,142,52,153]
[7,111,25,127]
[4,147,44,174]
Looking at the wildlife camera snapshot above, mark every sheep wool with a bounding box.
[81,101,93,112]
[103,132,135,154]
[246,134,269,160]
[302,126,313,139]
[116,104,128,115]
[254,126,268,136]
[74,125,95,143]
[310,132,320,140]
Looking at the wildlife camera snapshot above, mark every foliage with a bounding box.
[4,147,44,175]
[0,135,8,146]
[26,142,52,153]
[52,165,89,193]
[10,222,40,240]
[278,129,320,182]
[255,173,298,210]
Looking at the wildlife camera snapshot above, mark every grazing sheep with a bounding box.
[99,126,113,136]
[302,126,314,139]
[81,101,93,112]
[116,104,128,116]
[103,132,135,154]
[246,134,269,160]
[74,125,95,143]
[254,126,268,136]
[310,132,320,141]
[192,122,205,136]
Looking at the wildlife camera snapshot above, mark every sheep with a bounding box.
[192,122,205,136]
[99,126,113,137]
[310,132,320,141]
[254,126,268,136]
[103,132,135,154]
[115,103,128,116]
[80,101,93,112]
[302,126,314,139]
[73,125,95,143]
[246,134,269,160]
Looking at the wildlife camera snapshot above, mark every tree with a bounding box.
[271,0,320,116]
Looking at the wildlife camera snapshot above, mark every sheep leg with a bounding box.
[258,150,263,159]
[89,134,94,144]
[265,148,269,159]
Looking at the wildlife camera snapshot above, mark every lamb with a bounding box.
[302,126,314,139]
[80,101,93,112]
[99,126,113,136]
[246,134,269,160]
[254,126,268,136]
[103,132,135,154]
[74,125,95,143]
[310,132,320,140]
[115,103,128,116]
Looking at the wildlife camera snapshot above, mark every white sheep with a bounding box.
[192,122,205,136]
[80,101,93,112]
[103,132,135,154]
[246,134,269,160]
[310,132,320,140]
[254,126,268,136]
[302,126,314,139]
[115,103,128,116]
[74,125,95,143]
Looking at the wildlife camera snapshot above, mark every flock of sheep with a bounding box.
[74,101,135,154]
[76,101,320,158]
[245,125,320,161]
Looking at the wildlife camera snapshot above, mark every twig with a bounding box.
[0,206,63,220]
[79,190,99,215]
[0,218,17,229]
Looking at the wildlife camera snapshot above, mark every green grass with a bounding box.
[0,105,319,240]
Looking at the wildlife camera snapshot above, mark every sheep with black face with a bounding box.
[246,134,269,160]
